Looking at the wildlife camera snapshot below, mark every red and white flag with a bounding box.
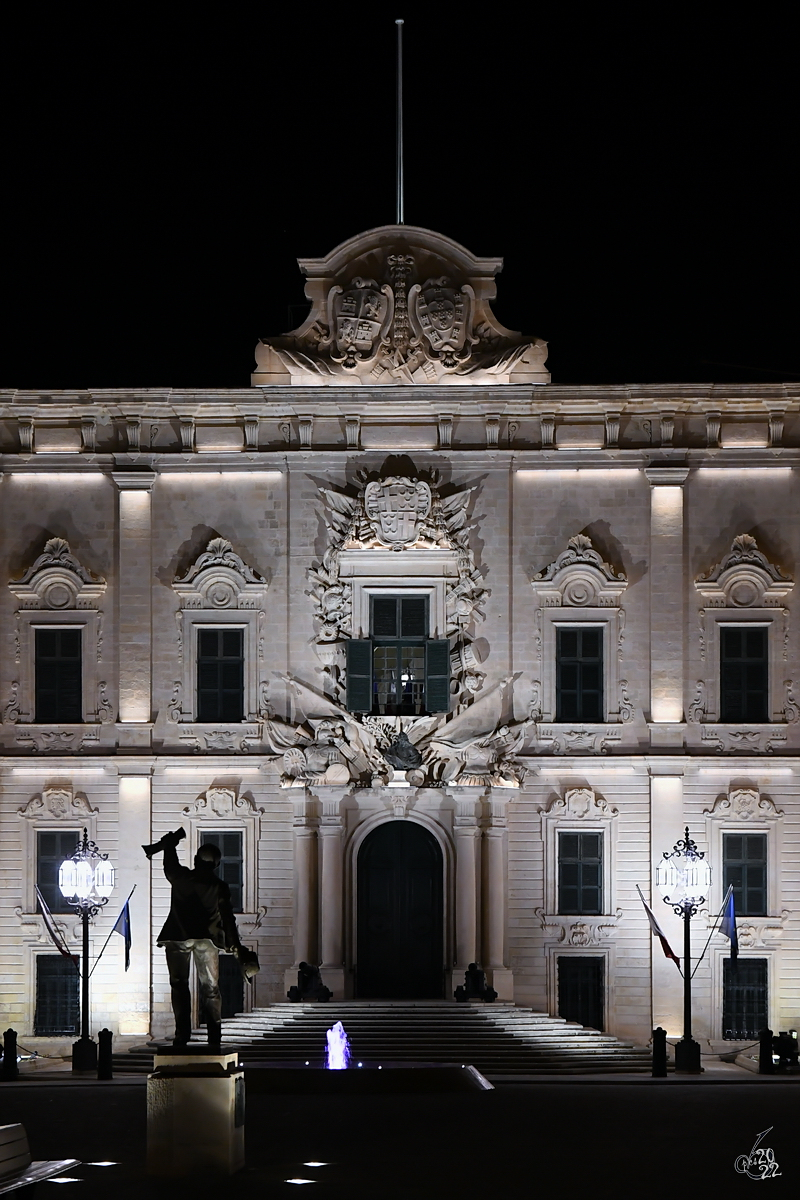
[636,884,681,969]
[35,885,79,966]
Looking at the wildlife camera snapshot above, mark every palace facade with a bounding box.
[1,225,798,1051]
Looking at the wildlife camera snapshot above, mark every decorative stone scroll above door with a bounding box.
[252,225,549,386]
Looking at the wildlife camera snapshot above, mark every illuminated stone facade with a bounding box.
[1,227,799,1051]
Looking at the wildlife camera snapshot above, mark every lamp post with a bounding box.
[59,827,115,1072]
[655,826,711,1074]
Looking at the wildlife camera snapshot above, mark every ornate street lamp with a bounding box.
[656,826,711,1073]
[59,828,115,1072]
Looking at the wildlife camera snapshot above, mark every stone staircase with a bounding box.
[112,1001,652,1076]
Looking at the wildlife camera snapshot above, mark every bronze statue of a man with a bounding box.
[146,828,243,1047]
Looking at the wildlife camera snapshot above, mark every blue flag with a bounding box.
[112,900,131,971]
[720,888,738,964]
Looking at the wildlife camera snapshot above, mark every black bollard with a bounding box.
[1,1029,19,1081]
[651,1027,668,1077]
[97,1028,113,1080]
[758,1027,775,1074]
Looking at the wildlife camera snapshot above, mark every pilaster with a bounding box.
[112,471,156,747]
[645,466,689,747]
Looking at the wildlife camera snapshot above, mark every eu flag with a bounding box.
[720,888,738,966]
[113,900,131,971]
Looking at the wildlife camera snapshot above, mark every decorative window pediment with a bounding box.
[18,787,98,820]
[170,539,269,726]
[538,787,619,820]
[173,538,267,610]
[703,787,784,821]
[530,535,628,608]
[182,786,264,819]
[9,538,106,610]
[695,535,793,608]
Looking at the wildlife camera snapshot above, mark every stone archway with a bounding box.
[356,820,444,999]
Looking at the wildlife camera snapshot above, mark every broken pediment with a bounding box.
[252,225,549,386]
[9,538,106,610]
[695,535,793,607]
[531,535,628,607]
[173,538,267,610]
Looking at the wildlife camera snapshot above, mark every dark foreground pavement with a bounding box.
[1,1073,797,1199]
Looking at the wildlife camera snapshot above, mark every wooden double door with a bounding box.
[357,821,444,999]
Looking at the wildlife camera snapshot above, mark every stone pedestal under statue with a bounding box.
[147,1047,245,1177]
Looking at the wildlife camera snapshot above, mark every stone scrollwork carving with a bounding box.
[9,538,106,610]
[695,534,793,607]
[538,787,619,819]
[783,679,800,723]
[183,787,265,818]
[19,787,98,819]
[687,680,707,723]
[310,466,486,704]
[173,538,267,610]
[703,788,784,820]
[253,225,549,386]
[3,681,24,724]
[531,534,627,608]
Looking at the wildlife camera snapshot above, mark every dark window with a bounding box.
[723,958,767,1040]
[558,832,603,915]
[35,628,82,722]
[346,597,449,716]
[197,629,244,722]
[720,627,768,723]
[37,830,80,914]
[724,833,767,916]
[557,956,604,1031]
[200,830,244,913]
[556,627,603,722]
[219,953,244,1019]
[34,955,79,1035]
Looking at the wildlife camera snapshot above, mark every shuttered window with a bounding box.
[35,628,82,722]
[200,830,244,913]
[197,629,244,722]
[720,627,768,723]
[345,596,449,716]
[724,833,767,917]
[722,958,767,1040]
[37,830,80,914]
[556,627,603,722]
[34,955,80,1035]
[558,832,603,915]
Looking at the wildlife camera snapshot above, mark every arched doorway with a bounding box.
[357,820,444,999]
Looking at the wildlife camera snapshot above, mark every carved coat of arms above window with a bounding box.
[252,225,549,386]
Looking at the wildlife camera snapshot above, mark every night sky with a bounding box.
[4,10,798,390]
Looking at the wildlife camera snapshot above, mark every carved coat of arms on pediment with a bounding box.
[363,477,432,548]
[253,225,549,386]
[325,277,393,368]
[408,277,474,367]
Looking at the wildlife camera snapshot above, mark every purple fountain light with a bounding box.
[325,1021,351,1070]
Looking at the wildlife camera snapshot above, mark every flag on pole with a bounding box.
[637,884,682,969]
[35,885,78,965]
[720,887,738,965]
[112,900,132,971]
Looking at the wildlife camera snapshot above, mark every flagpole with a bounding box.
[691,884,733,979]
[89,885,136,979]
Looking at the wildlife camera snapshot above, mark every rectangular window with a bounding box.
[34,955,79,1035]
[35,628,82,722]
[722,957,767,1040]
[558,832,603,915]
[724,833,767,917]
[200,830,244,913]
[346,597,449,716]
[556,627,603,722]
[720,627,768,723]
[37,830,80,914]
[197,629,244,722]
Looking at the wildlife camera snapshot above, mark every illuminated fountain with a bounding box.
[325,1022,351,1070]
